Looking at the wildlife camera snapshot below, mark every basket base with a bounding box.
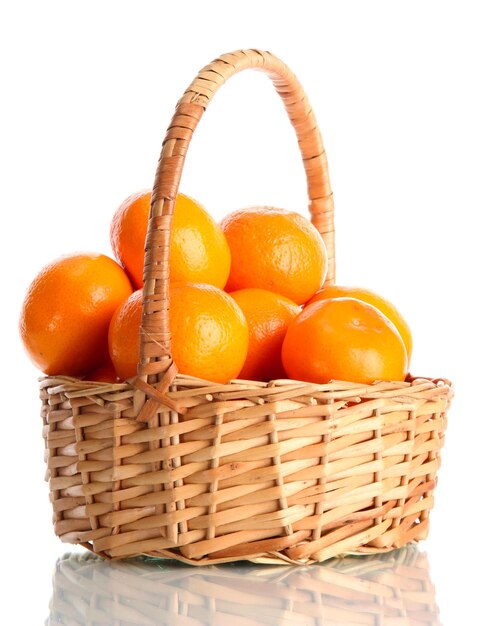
[41,374,451,565]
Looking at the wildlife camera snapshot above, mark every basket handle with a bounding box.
[137,49,335,409]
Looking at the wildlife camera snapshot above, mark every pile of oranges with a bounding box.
[19,191,411,386]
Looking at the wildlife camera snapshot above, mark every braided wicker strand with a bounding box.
[138,49,334,393]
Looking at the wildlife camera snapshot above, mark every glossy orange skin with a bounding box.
[221,207,327,305]
[307,285,413,363]
[110,190,231,290]
[230,288,300,381]
[109,283,249,384]
[108,289,142,380]
[19,253,133,376]
[282,297,408,384]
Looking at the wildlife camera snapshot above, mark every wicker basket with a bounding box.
[40,49,453,564]
[47,546,441,625]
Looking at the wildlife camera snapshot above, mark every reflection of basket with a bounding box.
[47,546,441,625]
[40,49,452,564]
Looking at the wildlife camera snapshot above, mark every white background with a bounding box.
[1,1,494,623]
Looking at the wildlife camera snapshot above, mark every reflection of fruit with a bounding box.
[308,285,413,362]
[85,360,119,383]
[230,288,300,381]
[19,253,133,376]
[110,190,231,289]
[221,207,327,305]
[109,284,249,384]
[282,297,408,384]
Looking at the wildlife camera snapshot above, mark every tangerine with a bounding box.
[230,288,300,381]
[110,190,231,289]
[307,285,413,362]
[282,297,408,384]
[109,283,249,383]
[19,253,133,376]
[108,289,142,380]
[220,207,327,305]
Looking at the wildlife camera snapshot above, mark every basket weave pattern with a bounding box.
[41,49,452,564]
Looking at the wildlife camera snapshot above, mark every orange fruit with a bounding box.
[307,285,413,362]
[220,207,327,305]
[85,360,119,383]
[19,253,133,377]
[108,289,142,380]
[110,190,231,289]
[282,297,408,384]
[230,288,300,381]
[109,284,249,384]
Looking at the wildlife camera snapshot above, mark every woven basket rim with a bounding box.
[40,373,454,395]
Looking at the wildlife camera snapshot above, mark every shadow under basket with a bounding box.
[40,49,453,565]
